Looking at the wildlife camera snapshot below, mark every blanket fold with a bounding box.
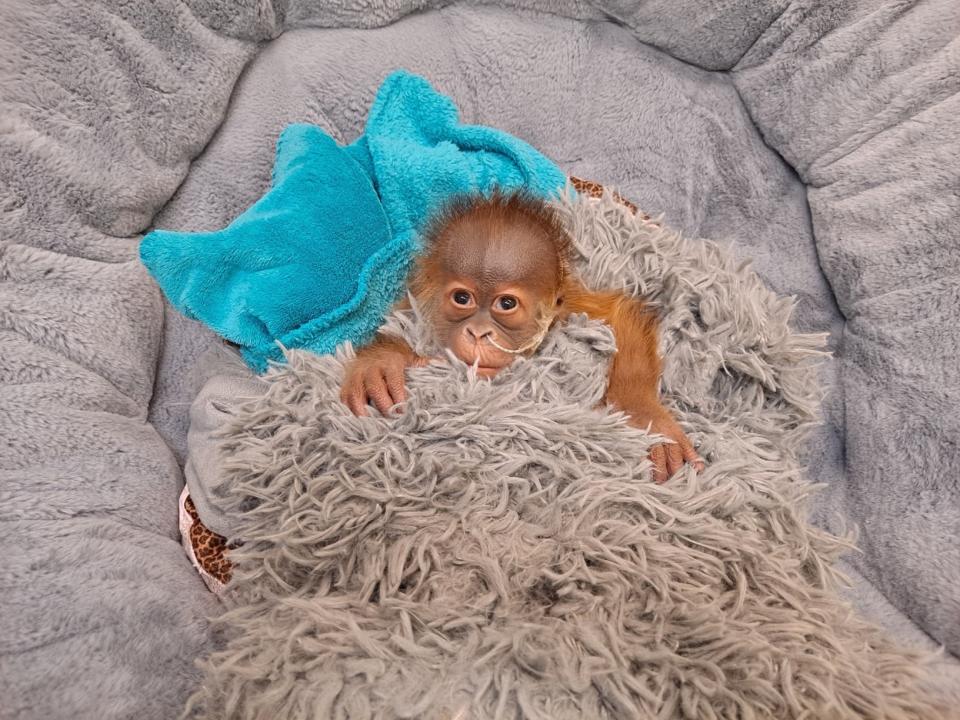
[140,70,566,372]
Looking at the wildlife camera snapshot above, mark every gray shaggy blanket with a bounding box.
[187,192,948,719]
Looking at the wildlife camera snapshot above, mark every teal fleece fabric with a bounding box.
[140,70,566,372]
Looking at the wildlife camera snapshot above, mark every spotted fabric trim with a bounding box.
[569,175,652,221]
[180,489,232,592]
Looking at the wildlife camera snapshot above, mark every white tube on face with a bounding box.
[483,306,556,356]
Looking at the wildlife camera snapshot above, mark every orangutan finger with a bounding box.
[384,365,408,410]
[365,369,394,416]
[342,375,369,417]
[665,443,684,478]
[650,444,668,484]
[677,433,705,472]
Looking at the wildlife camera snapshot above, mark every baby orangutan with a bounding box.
[340,192,703,483]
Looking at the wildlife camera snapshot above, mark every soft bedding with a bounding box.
[183,190,950,719]
[3,1,958,717]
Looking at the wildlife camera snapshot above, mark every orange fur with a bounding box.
[344,190,702,481]
[561,279,663,419]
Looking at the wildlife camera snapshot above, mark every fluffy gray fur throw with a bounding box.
[187,192,947,719]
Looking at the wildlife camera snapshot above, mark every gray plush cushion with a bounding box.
[734,0,960,652]
[3,0,957,717]
[0,1,265,716]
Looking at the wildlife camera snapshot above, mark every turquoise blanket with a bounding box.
[140,70,566,372]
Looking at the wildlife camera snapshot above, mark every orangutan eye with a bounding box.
[496,295,518,311]
[452,290,473,306]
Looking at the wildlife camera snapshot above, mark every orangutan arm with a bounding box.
[563,281,703,482]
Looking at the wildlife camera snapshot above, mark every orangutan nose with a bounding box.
[466,325,493,343]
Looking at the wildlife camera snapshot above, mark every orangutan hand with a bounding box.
[627,405,704,484]
[340,337,426,417]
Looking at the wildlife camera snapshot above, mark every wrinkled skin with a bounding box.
[340,335,426,416]
[341,193,703,483]
[616,401,704,484]
[418,196,563,377]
